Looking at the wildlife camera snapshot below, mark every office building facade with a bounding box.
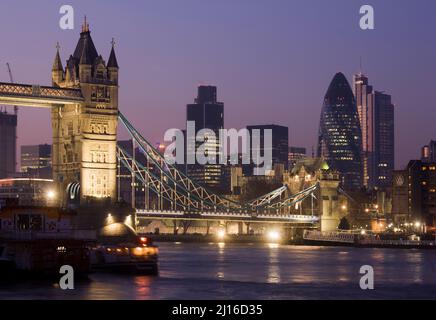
[21,144,52,179]
[186,85,224,190]
[354,73,395,190]
[392,160,436,227]
[244,124,288,176]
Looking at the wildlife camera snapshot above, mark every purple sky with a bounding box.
[1,0,436,169]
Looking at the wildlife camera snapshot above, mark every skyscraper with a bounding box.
[0,112,17,179]
[244,125,289,176]
[354,73,395,189]
[186,85,224,190]
[318,72,363,190]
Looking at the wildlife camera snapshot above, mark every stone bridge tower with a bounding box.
[51,20,119,205]
[318,170,342,232]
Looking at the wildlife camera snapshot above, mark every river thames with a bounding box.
[1,242,436,300]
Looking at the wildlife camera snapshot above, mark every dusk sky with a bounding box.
[1,0,435,169]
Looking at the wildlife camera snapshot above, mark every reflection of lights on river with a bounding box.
[267,242,280,284]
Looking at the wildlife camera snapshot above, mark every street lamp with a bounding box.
[267,230,281,243]
[46,190,56,201]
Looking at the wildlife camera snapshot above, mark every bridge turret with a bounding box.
[107,39,119,84]
[52,43,64,87]
[51,19,119,206]
[318,170,342,232]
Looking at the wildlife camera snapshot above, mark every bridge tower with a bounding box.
[318,170,341,232]
[51,20,119,204]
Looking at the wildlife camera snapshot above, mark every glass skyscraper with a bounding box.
[186,85,224,191]
[354,73,395,190]
[318,72,363,190]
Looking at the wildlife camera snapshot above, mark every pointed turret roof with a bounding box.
[52,43,63,71]
[73,17,99,66]
[107,38,119,69]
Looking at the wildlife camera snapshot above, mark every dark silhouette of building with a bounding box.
[354,73,395,190]
[21,144,52,179]
[244,124,288,176]
[318,72,363,190]
[0,112,17,179]
[186,85,224,190]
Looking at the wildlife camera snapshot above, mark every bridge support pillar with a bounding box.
[238,222,244,235]
[319,171,341,232]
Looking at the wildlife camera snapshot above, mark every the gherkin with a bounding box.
[318,72,363,190]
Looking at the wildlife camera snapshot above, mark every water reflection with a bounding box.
[134,276,152,299]
[267,244,281,284]
[1,243,436,299]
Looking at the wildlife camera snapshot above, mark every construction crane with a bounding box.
[6,63,18,115]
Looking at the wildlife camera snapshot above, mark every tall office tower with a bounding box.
[422,140,436,163]
[318,72,363,190]
[21,144,52,178]
[354,73,395,189]
[244,125,289,176]
[186,85,224,190]
[0,112,17,178]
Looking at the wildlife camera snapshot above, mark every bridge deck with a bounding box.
[0,82,83,107]
[136,210,319,224]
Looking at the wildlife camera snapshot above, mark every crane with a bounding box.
[6,63,18,115]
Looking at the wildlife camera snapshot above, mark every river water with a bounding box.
[1,242,436,299]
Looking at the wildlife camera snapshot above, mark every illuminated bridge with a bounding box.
[117,112,321,226]
[0,23,342,231]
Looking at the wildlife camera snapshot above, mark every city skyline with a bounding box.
[0,0,436,170]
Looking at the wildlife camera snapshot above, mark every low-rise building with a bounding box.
[0,178,57,207]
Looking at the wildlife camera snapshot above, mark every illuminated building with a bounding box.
[354,73,395,190]
[0,112,17,179]
[318,72,363,190]
[0,178,56,207]
[422,140,436,163]
[51,20,119,202]
[392,160,436,227]
[186,85,224,190]
[21,144,52,179]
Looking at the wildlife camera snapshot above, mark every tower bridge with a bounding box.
[0,21,344,232]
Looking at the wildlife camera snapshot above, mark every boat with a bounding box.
[0,235,94,278]
[303,230,436,249]
[90,235,159,274]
